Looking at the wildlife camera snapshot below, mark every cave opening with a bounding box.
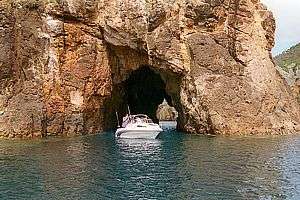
[104,65,178,129]
[125,66,172,122]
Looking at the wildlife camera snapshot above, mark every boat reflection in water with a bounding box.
[1,122,299,199]
[116,137,163,158]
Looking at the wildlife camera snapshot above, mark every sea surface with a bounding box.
[0,122,299,200]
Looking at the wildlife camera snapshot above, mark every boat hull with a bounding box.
[115,128,162,139]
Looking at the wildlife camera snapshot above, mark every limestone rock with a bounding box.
[0,0,299,138]
[156,99,178,121]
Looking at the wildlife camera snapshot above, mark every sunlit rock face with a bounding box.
[0,0,299,138]
[157,99,178,121]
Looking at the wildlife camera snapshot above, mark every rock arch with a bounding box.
[0,0,299,138]
[101,44,184,131]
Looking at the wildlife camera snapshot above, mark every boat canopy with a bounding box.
[133,114,149,119]
[130,114,153,123]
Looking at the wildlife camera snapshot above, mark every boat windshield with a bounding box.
[133,115,153,123]
[122,114,154,127]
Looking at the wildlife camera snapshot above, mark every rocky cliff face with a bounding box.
[157,99,178,121]
[0,0,299,138]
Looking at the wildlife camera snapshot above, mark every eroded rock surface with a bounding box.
[0,0,299,138]
[157,99,178,121]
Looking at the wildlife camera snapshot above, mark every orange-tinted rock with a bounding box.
[0,0,299,138]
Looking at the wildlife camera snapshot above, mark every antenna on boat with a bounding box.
[127,105,131,116]
[127,105,132,122]
[115,111,120,128]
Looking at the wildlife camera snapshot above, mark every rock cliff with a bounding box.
[0,0,299,138]
[156,99,178,121]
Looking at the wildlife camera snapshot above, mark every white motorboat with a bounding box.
[115,114,163,139]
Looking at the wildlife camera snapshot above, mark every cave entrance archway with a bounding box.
[125,66,171,122]
[105,65,177,128]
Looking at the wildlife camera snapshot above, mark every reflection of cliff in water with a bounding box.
[178,136,297,199]
[0,134,299,199]
[37,138,92,199]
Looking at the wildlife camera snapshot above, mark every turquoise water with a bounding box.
[0,122,299,200]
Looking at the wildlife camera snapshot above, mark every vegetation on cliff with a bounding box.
[275,43,300,72]
[274,43,300,103]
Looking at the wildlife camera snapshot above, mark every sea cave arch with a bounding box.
[104,65,181,130]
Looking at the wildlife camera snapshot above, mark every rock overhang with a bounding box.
[0,0,299,138]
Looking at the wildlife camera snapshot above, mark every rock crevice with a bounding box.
[0,0,299,138]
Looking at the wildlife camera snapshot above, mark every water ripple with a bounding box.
[0,124,299,199]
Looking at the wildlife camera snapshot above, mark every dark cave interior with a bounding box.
[104,66,174,128]
[125,66,172,122]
